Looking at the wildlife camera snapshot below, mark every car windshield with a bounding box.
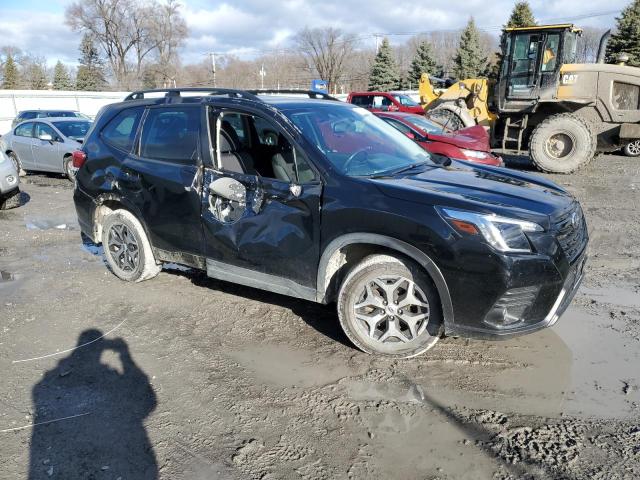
[284,105,432,177]
[392,94,420,107]
[53,120,92,140]
[407,115,452,134]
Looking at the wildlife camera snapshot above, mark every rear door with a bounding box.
[11,122,37,169]
[121,104,205,258]
[32,122,62,172]
[201,107,322,297]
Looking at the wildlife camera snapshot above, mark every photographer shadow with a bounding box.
[28,330,158,479]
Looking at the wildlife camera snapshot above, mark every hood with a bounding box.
[427,125,490,152]
[372,161,574,225]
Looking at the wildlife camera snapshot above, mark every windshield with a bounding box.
[392,94,420,107]
[284,105,432,177]
[408,115,453,134]
[53,120,92,140]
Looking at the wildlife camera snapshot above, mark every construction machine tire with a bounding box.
[428,105,473,131]
[529,113,596,174]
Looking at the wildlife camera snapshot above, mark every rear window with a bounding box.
[350,95,372,107]
[41,111,78,118]
[101,107,144,151]
[140,107,200,164]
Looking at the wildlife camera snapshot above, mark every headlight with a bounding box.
[460,149,490,159]
[438,208,543,253]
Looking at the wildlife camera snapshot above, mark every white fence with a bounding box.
[0,90,130,134]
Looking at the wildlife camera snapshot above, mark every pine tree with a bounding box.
[453,18,487,79]
[368,38,400,91]
[28,63,47,89]
[2,54,19,89]
[407,41,439,87]
[606,0,640,65]
[52,61,72,90]
[505,1,537,28]
[76,33,106,91]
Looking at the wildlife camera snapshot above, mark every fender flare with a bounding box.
[316,233,454,328]
[91,193,150,242]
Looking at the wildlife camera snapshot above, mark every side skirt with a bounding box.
[206,259,318,302]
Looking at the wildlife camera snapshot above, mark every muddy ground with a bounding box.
[1,154,639,480]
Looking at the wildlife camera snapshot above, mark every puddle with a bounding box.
[0,270,15,282]
[25,217,78,231]
[580,285,640,309]
[229,344,366,388]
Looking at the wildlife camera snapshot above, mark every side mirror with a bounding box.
[39,133,53,142]
[209,177,246,203]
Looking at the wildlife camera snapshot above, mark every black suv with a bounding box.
[73,88,588,358]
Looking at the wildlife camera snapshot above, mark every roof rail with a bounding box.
[124,87,260,102]
[247,89,340,101]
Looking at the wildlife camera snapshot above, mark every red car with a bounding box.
[375,111,503,167]
[347,92,425,115]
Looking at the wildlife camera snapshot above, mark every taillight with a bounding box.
[72,150,87,168]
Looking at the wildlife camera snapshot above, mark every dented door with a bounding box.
[201,168,322,291]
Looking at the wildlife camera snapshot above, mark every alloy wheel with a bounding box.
[107,223,140,272]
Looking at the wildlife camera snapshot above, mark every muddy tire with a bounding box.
[429,108,465,131]
[337,254,443,358]
[101,209,160,283]
[529,113,596,173]
[8,152,26,177]
[63,155,75,182]
[623,140,640,157]
[0,189,21,210]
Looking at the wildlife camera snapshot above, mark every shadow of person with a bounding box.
[28,330,158,479]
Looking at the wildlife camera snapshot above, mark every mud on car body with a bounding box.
[72,88,588,358]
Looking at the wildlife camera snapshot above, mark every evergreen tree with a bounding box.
[453,18,487,79]
[505,1,537,28]
[407,41,439,87]
[368,38,400,91]
[52,61,72,90]
[76,33,106,91]
[28,63,47,89]
[606,0,640,65]
[2,54,19,89]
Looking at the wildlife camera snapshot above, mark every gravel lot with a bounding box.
[1,155,639,479]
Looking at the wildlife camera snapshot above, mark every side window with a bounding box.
[22,112,37,120]
[101,107,144,152]
[351,95,370,107]
[15,122,34,137]
[140,107,200,164]
[382,118,412,135]
[34,123,58,140]
[541,34,560,72]
[214,111,316,183]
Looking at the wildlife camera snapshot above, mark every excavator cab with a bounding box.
[495,24,581,112]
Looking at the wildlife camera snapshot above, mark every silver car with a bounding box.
[0,150,20,209]
[2,117,92,181]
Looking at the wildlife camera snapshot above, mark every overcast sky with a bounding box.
[0,0,630,67]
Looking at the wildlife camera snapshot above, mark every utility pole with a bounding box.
[209,52,216,87]
[259,64,266,89]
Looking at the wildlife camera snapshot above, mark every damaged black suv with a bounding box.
[73,88,588,358]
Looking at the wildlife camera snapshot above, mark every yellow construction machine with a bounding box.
[419,24,640,173]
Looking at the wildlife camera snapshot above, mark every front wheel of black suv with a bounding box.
[337,254,443,358]
[102,209,161,282]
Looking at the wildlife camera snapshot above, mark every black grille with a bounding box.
[553,204,588,263]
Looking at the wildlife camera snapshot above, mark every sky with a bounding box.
[0,0,631,67]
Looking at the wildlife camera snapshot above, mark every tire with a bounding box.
[8,152,26,177]
[101,209,161,282]
[428,108,465,131]
[63,155,75,182]
[0,189,21,210]
[623,140,640,157]
[337,254,443,358]
[529,113,596,173]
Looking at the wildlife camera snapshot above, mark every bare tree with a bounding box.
[294,27,358,91]
[65,0,187,89]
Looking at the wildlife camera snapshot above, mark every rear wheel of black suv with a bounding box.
[337,254,443,358]
[102,209,161,282]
